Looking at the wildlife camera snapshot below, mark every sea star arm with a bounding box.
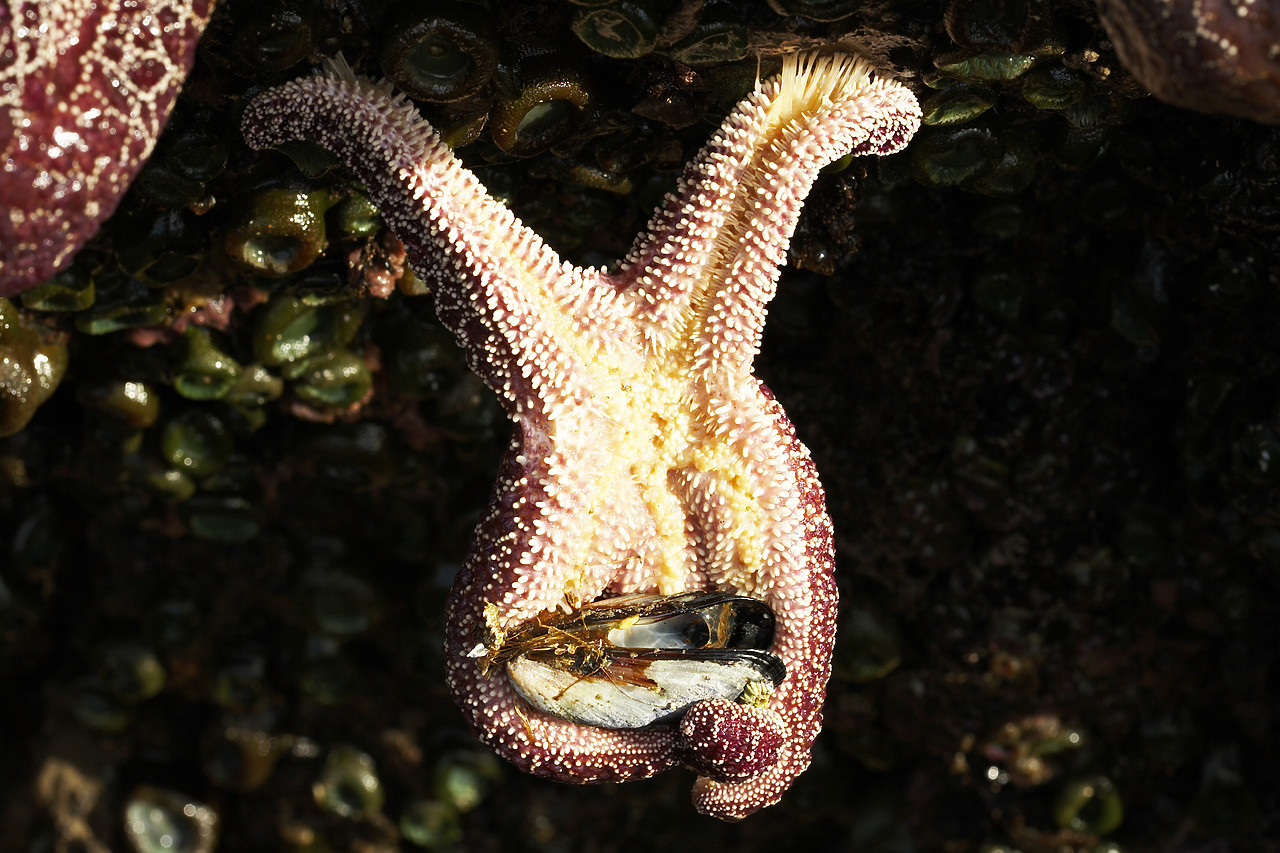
[614,54,921,377]
[242,59,631,418]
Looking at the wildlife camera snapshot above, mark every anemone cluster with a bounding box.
[1,0,1278,850]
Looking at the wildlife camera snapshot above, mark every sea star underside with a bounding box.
[242,51,920,819]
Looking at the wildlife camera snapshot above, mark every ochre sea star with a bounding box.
[242,51,919,819]
[1097,0,1280,124]
[0,0,213,295]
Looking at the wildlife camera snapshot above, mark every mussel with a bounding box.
[474,592,786,729]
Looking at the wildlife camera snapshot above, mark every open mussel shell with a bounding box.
[585,591,776,651]
[508,648,783,729]
[502,592,786,730]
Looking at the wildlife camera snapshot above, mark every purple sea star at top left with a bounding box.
[0,0,215,296]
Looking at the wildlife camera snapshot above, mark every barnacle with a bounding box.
[132,117,229,208]
[289,349,373,410]
[172,327,243,401]
[380,0,498,102]
[232,5,315,72]
[225,186,337,277]
[0,299,68,437]
[115,210,206,286]
[20,266,97,313]
[72,274,168,335]
[161,409,233,478]
[664,2,747,66]
[123,787,219,853]
[76,375,162,429]
[313,745,384,818]
[766,0,859,22]
[920,83,997,125]
[252,296,364,368]
[433,750,503,812]
[1054,775,1125,836]
[911,124,1003,186]
[944,0,1049,52]
[201,727,288,792]
[1020,65,1090,111]
[94,642,166,703]
[489,61,594,155]
[571,2,660,59]
[399,799,463,846]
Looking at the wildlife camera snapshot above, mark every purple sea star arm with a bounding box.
[1097,0,1280,124]
[682,388,839,818]
[0,0,214,295]
[242,52,920,820]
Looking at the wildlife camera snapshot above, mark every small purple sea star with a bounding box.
[242,51,919,819]
[0,0,214,295]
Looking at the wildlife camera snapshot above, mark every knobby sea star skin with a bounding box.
[242,51,920,819]
[1097,0,1280,125]
[0,0,214,296]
